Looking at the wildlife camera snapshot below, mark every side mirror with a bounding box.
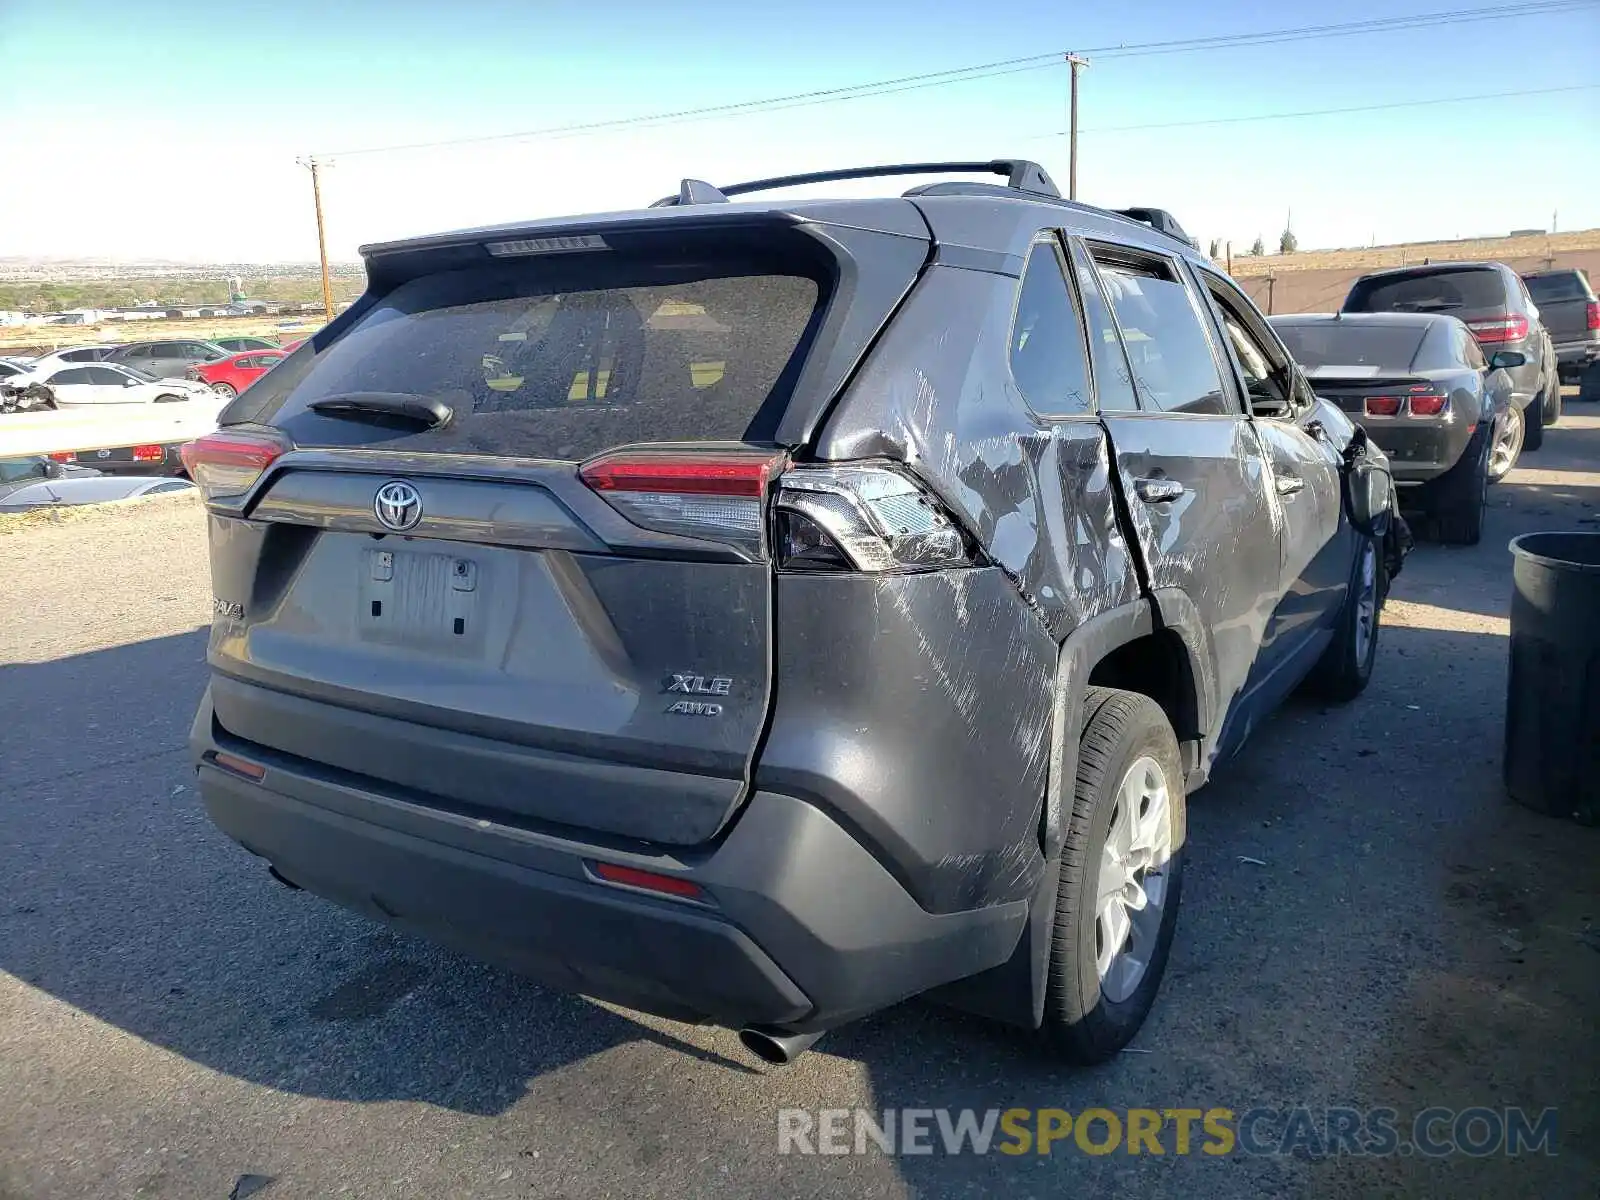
[1488,350,1527,371]
[124,376,140,386]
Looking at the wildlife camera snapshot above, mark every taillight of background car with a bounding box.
[1587,301,1600,331]
[1364,385,1448,418]
[1465,313,1530,344]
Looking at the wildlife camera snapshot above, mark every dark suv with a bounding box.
[1342,261,1561,452]
[183,160,1400,1065]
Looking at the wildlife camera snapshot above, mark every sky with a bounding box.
[1,0,1597,264]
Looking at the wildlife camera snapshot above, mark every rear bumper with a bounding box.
[1364,420,1473,483]
[1552,337,1600,367]
[190,687,1028,1032]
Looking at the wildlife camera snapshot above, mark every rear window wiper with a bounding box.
[307,392,454,430]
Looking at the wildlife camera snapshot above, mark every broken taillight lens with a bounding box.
[179,428,287,500]
[579,449,786,556]
[773,463,973,573]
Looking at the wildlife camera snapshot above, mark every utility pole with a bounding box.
[1225,241,1233,276]
[1265,274,1277,315]
[1066,54,1089,201]
[297,156,336,324]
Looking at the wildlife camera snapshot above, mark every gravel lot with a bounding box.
[2,412,1597,1200]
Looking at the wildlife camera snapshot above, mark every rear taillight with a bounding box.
[1364,396,1401,417]
[132,443,165,462]
[1587,301,1600,331]
[773,463,973,573]
[1466,313,1530,344]
[1406,386,1449,417]
[579,449,786,556]
[179,428,287,499]
[49,451,74,463]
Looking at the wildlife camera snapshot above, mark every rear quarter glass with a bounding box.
[235,252,825,462]
[1345,269,1506,315]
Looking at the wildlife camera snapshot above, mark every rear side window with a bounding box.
[1067,240,1140,412]
[1009,241,1091,416]
[253,255,823,461]
[1523,273,1591,303]
[1344,269,1506,315]
[1091,250,1230,415]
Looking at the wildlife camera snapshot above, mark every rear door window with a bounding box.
[252,255,824,461]
[1344,269,1506,316]
[1090,247,1232,415]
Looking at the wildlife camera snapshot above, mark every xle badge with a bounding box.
[665,673,732,716]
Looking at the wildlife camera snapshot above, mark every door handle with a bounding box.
[1134,476,1185,504]
[1275,475,1305,496]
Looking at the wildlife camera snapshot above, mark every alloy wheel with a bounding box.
[1096,755,1176,1004]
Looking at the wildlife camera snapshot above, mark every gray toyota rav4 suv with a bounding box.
[185,160,1401,1065]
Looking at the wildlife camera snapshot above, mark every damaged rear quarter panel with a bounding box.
[754,567,1057,914]
[812,263,1140,636]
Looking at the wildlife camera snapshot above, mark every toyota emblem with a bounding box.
[373,480,423,532]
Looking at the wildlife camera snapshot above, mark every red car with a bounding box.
[189,349,287,398]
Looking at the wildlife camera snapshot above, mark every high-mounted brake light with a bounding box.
[1466,313,1530,344]
[486,234,608,257]
[179,428,287,500]
[579,450,786,556]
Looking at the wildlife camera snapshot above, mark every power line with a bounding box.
[314,0,1598,159]
[1063,83,1600,135]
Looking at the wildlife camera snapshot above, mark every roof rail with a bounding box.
[1112,207,1196,248]
[650,159,1061,208]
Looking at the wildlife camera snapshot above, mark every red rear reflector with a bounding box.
[1365,396,1401,417]
[132,443,164,462]
[591,861,704,900]
[1587,301,1600,331]
[1466,313,1529,344]
[580,452,784,497]
[179,429,286,499]
[212,751,265,781]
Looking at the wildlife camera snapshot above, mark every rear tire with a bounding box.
[1431,428,1490,546]
[1580,362,1600,403]
[1542,371,1562,427]
[1043,687,1185,1064]
[1307,536,1382,701]
[1522,396,1545,452]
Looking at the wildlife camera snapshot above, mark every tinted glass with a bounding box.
[47,367,94,385]
[1344,269,1505,315]
[1523,273,1591,303]
[254,257,823,461]
[151,343,181,356]
[86,367,127,385]
[60,348,99,362]
[1273,323,1431,373]
[0,459,44,483]
[1009,242,1091,416]
[1068,241,1139,411]
[1095,258,1229,414]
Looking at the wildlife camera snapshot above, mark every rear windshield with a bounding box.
[1274,322,1429,373]
[1344,268,1505,315]
[242,255,823,461]
[1523,272,1592,303]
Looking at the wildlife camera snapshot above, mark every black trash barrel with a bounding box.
[1505,532,1600,824]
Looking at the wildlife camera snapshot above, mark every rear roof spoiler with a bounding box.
[651,160,1062,207]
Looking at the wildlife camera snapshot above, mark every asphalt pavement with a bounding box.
[2,408,1597,1200]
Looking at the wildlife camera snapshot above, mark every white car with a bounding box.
[18,345,120,373]
[2,361,212,408]
[0,474,194,512]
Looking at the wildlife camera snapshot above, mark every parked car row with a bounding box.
[0,453,195,512]
[1267,258,1589,545]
